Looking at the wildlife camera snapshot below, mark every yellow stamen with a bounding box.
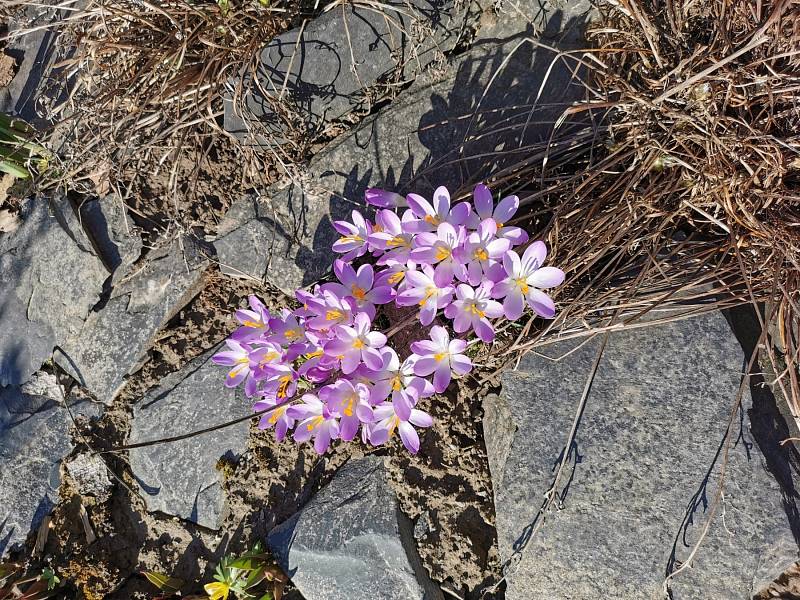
[306,415,324,431]
[260,351,280,365]
[241,319,262,328]
[391,375,403,391]
[343,394,356,417]
[269,406,286,424]
[351,285,367,301]
[434,352,447,362]
[285,328,301,341]
[326,309,343,321]
[516,278,529,294]
[372,224,383,233]
[388,271,405,285]
[388,415,400,436]
[339,234,363,244]
[435,246,451,261]
[387,235,408,248]
[424,214,441,226]
[353,339,365,349]
[474,248,489,261]
[235,357,249,364]
[496,222,504,229]
[304,348,323,359]
[467,303,486,318]
[419,286,436,306]
[277,375,293,398]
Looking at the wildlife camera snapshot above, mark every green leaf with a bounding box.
[142,571,184,594]
[0,159,30,179]
[40,568,59,591]
[217,0,230,16]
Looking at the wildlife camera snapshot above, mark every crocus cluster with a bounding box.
[214,184,564,455]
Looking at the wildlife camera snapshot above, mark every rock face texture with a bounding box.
[78,197,143,275]
[55,237,207,403]
[0,4,65,121]
[268,456,443,600]
[0,196,108,386]
[483,311,800,599]
[215,3,591,291]
[224,0,468,140]
[128,345,251,530]
[0,372,97,555]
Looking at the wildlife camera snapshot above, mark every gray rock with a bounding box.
[0,371,96,555]
[224,0,467,140]
[128,344,251,529]
[77,196,142,275]
[55,236,208,402]
[268,455,443,600]
[0,3,67,121]
[215,7,589,291]
[483,310,800,599]
[0,196,108,386]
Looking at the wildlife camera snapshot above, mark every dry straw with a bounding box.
[461,0,800,427]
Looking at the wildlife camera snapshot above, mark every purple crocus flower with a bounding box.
[324,312,387,373]
[369,401,433,454]
[468,184,528,245]
[363,347,432,418]
[262,364,299,402]
[212,340,259,388]
[268,310,306,346]
[289,394,340,454]
[304,289,356,332]
[319,379,374,441]
[444,282,504,342]
[332,210,371,261]
[375,260,416,292]
[409,222,466,286]
[491,242,565,320]
[395,265,454,326]
[411,325,472,392]
[322,261,393,318]
[231,295,270,342]
[455,219,510,285]
[365,187,406,208]
[404,186,471,232]
[368,209,414,264]
[254,396,296,441]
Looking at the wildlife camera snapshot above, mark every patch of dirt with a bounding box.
[0,53,16,87]
[120,135,277,244]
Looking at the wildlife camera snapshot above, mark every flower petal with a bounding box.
[527,267,565,289]
[526,288,557,319]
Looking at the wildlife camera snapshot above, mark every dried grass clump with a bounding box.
[487,0,800,415]
[41,0,304,231]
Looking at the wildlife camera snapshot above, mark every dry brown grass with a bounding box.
[464,0,800,424]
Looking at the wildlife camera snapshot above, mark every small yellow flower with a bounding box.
[204,581,230,600]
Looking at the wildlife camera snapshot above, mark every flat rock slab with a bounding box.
[128,345,250,530]
[0,372,98,555]
[224,0,467,140]
[484,311,800,599]
[0,196,108,386]
[55,237,207,403]
[268,455,443,600]
[215,6,589,292]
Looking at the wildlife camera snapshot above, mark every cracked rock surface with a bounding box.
[55,236,208,403]
[0,372,98,556]
[0,196,108,386]
[268,455,443,600]
[128,343,251,530]
[484,310,800,599]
